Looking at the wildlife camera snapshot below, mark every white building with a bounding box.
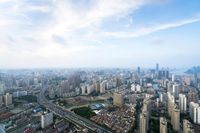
[81,84,95,95]
[172,74,175,82]
[189,102,200,124]
[81,84,87,95]
[172,84,180,98]
[87,84,95,94]
[41,112,53,128]
[131,84,136,91]
[3,93,12,106]
[136,84,141,92]
[159,93,163,103]
[179,94,187,113]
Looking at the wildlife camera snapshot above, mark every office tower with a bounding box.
[41,112,53,129]
[172,84,180,98]
[113,92,123,107]
[171,106,180,132]
[159,93,163,103]
[164,70,169,79]
[167,82,173,94]
[156,63,159,72]
[100,81,106,94]
[189,102,200,124]
[137,66,141,76]
[160,117,167,133]
[179,94,187,113]
[172,74,175,82]
[140,111,148,133]
[183,119,195,133]
[3,93,12,106]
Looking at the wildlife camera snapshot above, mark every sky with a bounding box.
[0,0,200,69]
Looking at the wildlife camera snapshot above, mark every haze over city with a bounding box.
[0,0,200,68]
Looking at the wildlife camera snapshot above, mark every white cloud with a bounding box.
[102,17,200,38]
[0,0,199,68]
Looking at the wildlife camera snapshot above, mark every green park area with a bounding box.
[71,106,96,119]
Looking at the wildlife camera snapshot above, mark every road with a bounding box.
[37,88,112,133]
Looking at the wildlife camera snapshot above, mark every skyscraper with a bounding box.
[179,94,187,113]
[160,117,167,133]
[189,102,200,124]
[137,66,141,76]
[140,111,148,133]
[172,74,175,82]
[167,92,175,116]
[156,63,159,71]
[100,80,106,94]
[3,93,12,106]
[113,92,123,107]
[171,106,180,132]
[172,84,180,98]
[41,112,53,129]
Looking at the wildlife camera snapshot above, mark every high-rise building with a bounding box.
[183,119,194,133]
[172,84,180,98]
[179,94,187,113]
[137,66,141,76]
[159,93,163,103]
[113,92,123,107]
[100,81,106,94]
[171,105,180,132]
[156,63,159,72]
[49,88,55,99]
[172,74,175,82]
[0,83,4,95]
[131,84,136,91]
[142,98,151,113]
[189,102,200,124]
[167,92,175,116]
[41,112,53,129]
[140,111,148,133]
[3,93,12,106]
[95,82,100,92]
[160,117,167,133]
[81,84,87,95]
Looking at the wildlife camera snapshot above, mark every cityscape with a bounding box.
[0,0,200,133]
[1,66,200,133]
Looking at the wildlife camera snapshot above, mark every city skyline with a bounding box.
[0,0,200,68]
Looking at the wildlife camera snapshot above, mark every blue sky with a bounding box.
[0,0,200,68]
